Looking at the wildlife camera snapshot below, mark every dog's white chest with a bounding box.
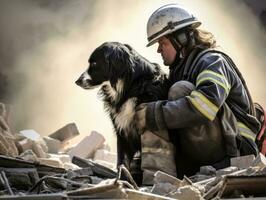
[114,98,137,132]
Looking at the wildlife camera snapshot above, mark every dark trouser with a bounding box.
[168,81,229,178]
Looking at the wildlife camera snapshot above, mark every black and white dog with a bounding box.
[76,42,169,177]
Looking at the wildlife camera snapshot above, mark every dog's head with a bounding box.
[76,42,136,89]
[76,42,159,90]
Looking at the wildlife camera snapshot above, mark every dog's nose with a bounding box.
[75,78,83,86]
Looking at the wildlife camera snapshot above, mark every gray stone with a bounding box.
[19,149,39,162]
[151,182,177,195]
[216,166,238,176]
[16,138,33,153]
[126,188,176,200]
[93,149,117,164]
[68,131,105,159]
[168,185,203,200]
[154,171,182,186]
[38,157,63,168]
[231,154,255,169]
[43,136,62,153]
[199,165,216,175]
[251,153,266,168]
[49,123,79,143]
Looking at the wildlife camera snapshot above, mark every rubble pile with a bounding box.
[0,102,265,199]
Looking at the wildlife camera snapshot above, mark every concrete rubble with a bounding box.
[0,102,265,199]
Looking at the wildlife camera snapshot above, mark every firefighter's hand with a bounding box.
[135,103,147,134]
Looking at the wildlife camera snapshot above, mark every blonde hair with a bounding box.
[193,28,217,48]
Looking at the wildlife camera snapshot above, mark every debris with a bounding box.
[72,156,117,179]
[18,130,48,157]
[68,131,105,159]
[67,179,127,199]
[94,149,117,164]
[49,123,79,144]
[199,165,216,175]
[216,166,239,176]
[0,132,18,157]
[125,188,176,200]
[19,129,42,141]
[18,149,38,162]
[43,136,62,153]
[0,193,68,199]
[231,154,255,169]
[0,102,266,199]
[218,175,266,198]
[251,153,266,168]
[151,171,192,196]
[38,157,63,168]
[141,131,176,185]
[16,138,33,153]
[168,185,203,200]
[48,153,71,163]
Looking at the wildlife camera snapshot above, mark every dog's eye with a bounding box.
[90,62,97,67]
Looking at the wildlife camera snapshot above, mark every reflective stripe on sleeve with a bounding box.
[142,147,173,155]
[196,70,231,94]
[187,91,219,121]
[237,122,256,141]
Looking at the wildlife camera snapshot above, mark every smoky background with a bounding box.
[0,0,265,150]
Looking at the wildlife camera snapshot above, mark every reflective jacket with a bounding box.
[145,47,260,156]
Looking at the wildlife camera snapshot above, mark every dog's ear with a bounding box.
[107,44,134,78]
[124,44,133,51]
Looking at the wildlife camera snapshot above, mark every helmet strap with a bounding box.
[168,29,196,67]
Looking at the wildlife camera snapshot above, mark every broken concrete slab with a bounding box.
[154,171,184,186]
[67,179,127,199]
[231,154,255,169]
[0,133,18,157]
[38,158,63,168]
[0,116,11,133]
[19,150,38,162]
[218,175,266,198]
[48,154,71,163]
[18,130,48,155]
[199,165,216,175]
[43,136,62,153]
[126,188,176,200]
[0,168,39,192]
[151,171,191,196]
[31,141,47,158]
[68,131,105,159]
[72,156,117,179]
[0,155,65,174]
[216,166,238,176]
[151,182,179,196]
[94,149,117,164]
[0,193,68,199]
[49,123,79,143]
[19,130,41,141]
[16,138,33,153]
[251,153,266,168]
[93,159,116,170]
[67,167,93,179]
[168,185,203,200]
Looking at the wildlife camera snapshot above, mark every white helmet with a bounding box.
[146,4,201,47]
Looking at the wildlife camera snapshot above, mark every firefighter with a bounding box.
[135,4,260,178]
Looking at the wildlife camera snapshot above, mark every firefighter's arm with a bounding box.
[140,55,232,131]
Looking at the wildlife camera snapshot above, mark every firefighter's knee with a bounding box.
[168,81,195,100]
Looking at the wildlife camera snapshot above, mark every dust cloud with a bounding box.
[0,0,265,151]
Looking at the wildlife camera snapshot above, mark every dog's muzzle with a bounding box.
[75,72,90,88]
[75,78,82,86]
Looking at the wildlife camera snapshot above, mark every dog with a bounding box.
[75,42,170,181]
